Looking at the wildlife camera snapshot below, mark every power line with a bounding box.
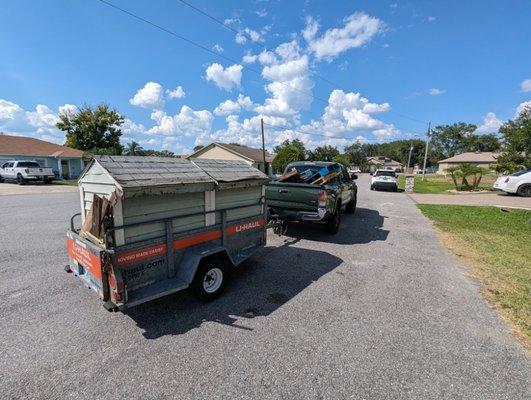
[96,0,431,140]
[176,0,430,126]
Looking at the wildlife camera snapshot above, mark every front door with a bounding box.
[61,160,70,179]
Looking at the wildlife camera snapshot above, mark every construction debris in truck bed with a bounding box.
[277,163,341,184]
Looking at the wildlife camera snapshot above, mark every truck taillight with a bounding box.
[318,190,327,207]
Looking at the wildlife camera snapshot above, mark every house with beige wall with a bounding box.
[189,142,274,175]
[437,152,498,174]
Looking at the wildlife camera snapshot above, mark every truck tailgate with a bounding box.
[266,182,319,211]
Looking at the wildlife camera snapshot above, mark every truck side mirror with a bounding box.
[350,173,358,180]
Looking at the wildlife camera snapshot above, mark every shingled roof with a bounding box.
[0,134,85,157]
[191,159,268,182]
[190,142,274,163]
[438,152,499,164]
[89,156,267,193]
[93,155,215,189]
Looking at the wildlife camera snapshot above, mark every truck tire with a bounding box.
[345,195,356,214]
[517,184,531,197]
[0,175,3,183]
[325,207,341,234]
[16,174,25,185]
[192,258,230,301]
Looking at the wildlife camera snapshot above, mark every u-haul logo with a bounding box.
[228,218,264,235]
[235,221,260,232]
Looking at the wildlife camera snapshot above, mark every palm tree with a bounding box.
[124,140,143,156]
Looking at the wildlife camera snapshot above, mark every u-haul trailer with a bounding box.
[65,156,269,311]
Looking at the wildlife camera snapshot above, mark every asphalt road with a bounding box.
[0,176,529,399]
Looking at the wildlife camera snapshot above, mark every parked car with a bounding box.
[493,169,531,197]
[370,169,398,192]
[348,167,361,174]
[266,161,358,234]
[0,160,55,184]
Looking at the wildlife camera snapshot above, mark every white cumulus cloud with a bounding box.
[205,63,243,91]
[166,85,186,99]
[129,81,166,109]
[520,79,531,92]
[303,13,383,60]
[475,112,502,134]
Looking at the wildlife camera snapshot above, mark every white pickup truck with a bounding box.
[0,160,55,184]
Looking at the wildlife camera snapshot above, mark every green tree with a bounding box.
[272,140,306,172]
[464,134,501,153]
[124,140,143,155]
[430,123,477,159]
[307,145,339,161]
[332,154,351,168]
[57,104,124,154]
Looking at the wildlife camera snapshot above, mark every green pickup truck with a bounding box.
[266,161,358,234]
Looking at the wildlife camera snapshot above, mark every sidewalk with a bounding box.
[408,192,531,210]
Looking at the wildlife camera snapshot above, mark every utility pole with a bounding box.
[406,144,414,173]
[422,122,431,181]
[260,118,267,175]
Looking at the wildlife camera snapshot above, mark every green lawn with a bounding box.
[418,205,531,345]
[398,174,497,194]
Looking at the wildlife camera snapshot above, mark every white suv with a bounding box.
[493,169,531,197]
[370,169,398,192]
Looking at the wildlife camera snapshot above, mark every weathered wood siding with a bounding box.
[215,185,262,222]
[122,192,205,243]
[79,162,117,213]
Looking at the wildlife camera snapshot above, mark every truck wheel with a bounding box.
[192,258,229,301]
[0,175,3,183]
[345,195,356,214]
[325,208,341,234]
[517,184,531,197]
[16,174,25,185]
[370,185,374,191]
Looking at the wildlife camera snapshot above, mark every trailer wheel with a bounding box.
[192,258,229,301]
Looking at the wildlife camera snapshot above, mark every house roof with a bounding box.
[191,159,268,182]
[0,134,85,158]
[190,142,274,163]
[438,152,499,164]
[365,156,403,166]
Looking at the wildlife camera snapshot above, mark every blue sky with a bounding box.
[1,0,530,154]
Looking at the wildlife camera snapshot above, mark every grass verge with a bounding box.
[418,204,531,348]
[398,174,497,194]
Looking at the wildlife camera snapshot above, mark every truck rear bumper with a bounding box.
[269,207,329,222]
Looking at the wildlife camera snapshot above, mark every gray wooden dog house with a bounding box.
[77,156,268,246]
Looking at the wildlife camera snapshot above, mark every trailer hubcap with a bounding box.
[203,268,223,293]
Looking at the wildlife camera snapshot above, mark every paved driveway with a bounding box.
[0,176,529,399]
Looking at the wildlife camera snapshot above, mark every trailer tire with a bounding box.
[192,258,230,301]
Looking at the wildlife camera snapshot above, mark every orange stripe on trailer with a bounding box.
[227,217,265,236]
[173,229,221,250]
[66,238,102,280]
[116,244,167,266]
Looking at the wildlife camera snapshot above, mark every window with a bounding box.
[1,163,8,168]
[375,170,396,177]
[17,161,41,168]
[511,169,530,177]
